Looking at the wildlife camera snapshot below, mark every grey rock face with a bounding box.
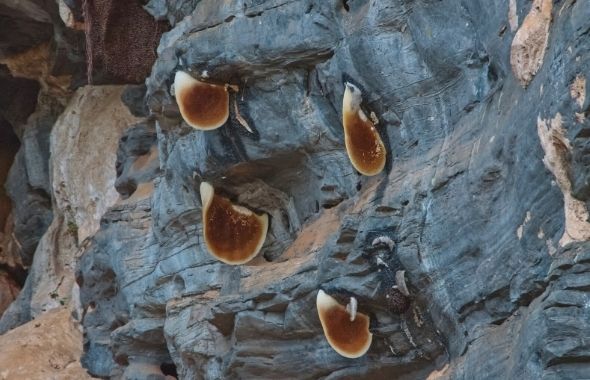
[121,85,151,118]
[69,0,590,378]
[143,0,200,27]
[115,119,160,198]
[5,122,53,268]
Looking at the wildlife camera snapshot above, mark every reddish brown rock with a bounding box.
[0,271,19,317]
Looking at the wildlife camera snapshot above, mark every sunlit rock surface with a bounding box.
[0,307,92,380]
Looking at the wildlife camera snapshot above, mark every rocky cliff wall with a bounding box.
[79,0,590,378]
[0,0,589,379]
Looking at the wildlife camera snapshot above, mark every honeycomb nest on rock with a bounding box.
[82,0,168,83]
[385,287,410,314]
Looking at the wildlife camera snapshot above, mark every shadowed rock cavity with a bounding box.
[0,119,20,233]
[0,65,41,312]
[0,118,22,316]
[114,119,160,199]
[0,0,87,280]
[0,1,53,59]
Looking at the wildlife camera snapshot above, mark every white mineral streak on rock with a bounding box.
[537,113,590,246]
[508,0,518,32]
[570,74,586,109]
[510,0,552,87]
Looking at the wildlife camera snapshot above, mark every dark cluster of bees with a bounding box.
[174,70,401,358]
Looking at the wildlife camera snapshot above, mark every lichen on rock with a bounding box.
[510,0,553,87]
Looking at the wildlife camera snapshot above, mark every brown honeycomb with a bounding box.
[316,290,372,358]
[343,109,386,176]
[200,182,268,265]
[342,83,387,176]
[175,72,229,130]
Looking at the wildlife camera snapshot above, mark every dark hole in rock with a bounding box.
[0,120,25,292]
[342,0,350,12]
[487,63,499,84]
[0,118,20,232]
[0,263,27,287]
[115,179,138,200]
[109,318,126,330]
[322,197,344,209]
[210,311,236,336]
[115,353,129,366]
[281,210,290,229]
[160,362,178,378]
[173,275,185,295]
[262,251,273,262]
[574,127,590,139]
